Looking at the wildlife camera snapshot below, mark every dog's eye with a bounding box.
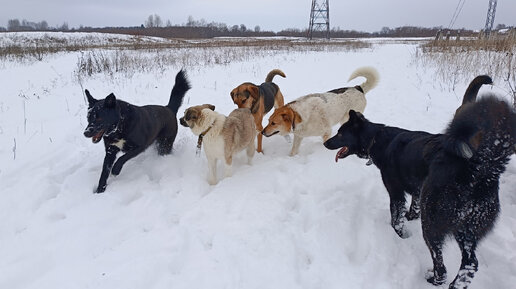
[271,122,276,126]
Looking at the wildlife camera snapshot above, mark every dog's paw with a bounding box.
[208,178,218,186]
[425,269,447,286]
[398,229,411,239]
[94,185,106,194]
[393,224,411,239]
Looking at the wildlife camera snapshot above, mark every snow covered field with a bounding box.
[0,33,515,289]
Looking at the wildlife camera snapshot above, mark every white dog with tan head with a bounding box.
[180,104,256,185]
[262,66,379,156]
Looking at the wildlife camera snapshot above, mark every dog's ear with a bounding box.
[85,89,98,108]
[104,93,117,108]
[349,110,358,121]
[281,112,291,123]
[200,104,215,111]
[247,86,260,100]
[349,110,365,122]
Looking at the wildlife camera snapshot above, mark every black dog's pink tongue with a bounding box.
[335,146,349,162]
[92,130,104,143]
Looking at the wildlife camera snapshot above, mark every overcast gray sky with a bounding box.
[1,0,515,32]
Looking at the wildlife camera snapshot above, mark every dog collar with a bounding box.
[365,133,377,166]
[291,112,297,132]
[196,125,213,156]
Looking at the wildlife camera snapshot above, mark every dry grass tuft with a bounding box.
[414,35,516,107]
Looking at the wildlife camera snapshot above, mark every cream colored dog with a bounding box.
[180,104,256,185]
[262,67,379,156]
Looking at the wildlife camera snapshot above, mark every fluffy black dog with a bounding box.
[84,70,191,193]
[421,95,516,289]
[323,75,493,238]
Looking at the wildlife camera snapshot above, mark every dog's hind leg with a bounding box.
[255,117,264,153]
[247,139,255,165]
[449,230,479,289]
[406,194,421,220]
[156,135,175,155]
[156,127,178,155]
[274,91,285,108]
[224,155,233,178]
[96,145,120,193]
[423,237,448,286]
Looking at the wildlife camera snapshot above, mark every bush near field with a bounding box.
[414,32,516,107]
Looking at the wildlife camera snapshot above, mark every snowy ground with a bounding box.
[0,33,515,289]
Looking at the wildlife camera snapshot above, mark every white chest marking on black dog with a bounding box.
[112,139,126,149]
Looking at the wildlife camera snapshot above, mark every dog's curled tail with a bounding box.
[265,69,286,83]
[445,94,516,161]
[461,75,493,106]
[348,66,379,94]
[167,69,191,114]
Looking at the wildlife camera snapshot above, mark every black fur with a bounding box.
[84,70,191,193]
[421,95,516,289]
[460,75,493,107]
[324,75,493,238]
[259,82,279,113]
[327,85,364,94]
[324,110,440,238]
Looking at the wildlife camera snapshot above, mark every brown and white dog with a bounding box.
[230,69,286,153]
[180,105,256,185]
[262,67,379,156]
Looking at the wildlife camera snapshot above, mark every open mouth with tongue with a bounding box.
[335,146,349,162]
[92,130,105,143]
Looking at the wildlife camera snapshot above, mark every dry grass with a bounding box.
[414,35,516,107]
[72,38,371,80]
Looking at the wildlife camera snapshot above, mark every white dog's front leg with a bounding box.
[207,157,218,185]
[290,135,303,156]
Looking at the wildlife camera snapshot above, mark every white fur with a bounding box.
[111,139,126,150]
[287,66,378,156]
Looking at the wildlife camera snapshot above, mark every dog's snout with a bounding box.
[84,127,94,137]
[179,117,188,127]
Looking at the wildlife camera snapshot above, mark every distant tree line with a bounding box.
[3,18,69,31]
[1,16,511,39]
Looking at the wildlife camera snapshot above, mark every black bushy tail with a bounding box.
[167,69,191,114]
[445,94,516,161]
[456,75,493,110]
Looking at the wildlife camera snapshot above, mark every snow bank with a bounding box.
[0,33,515,289]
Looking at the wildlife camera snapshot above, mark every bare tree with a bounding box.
[186,15,195,27]
[60,22,69,31]
[145,15,155,28]
[154,14,162,27]
[7,19,21,31]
